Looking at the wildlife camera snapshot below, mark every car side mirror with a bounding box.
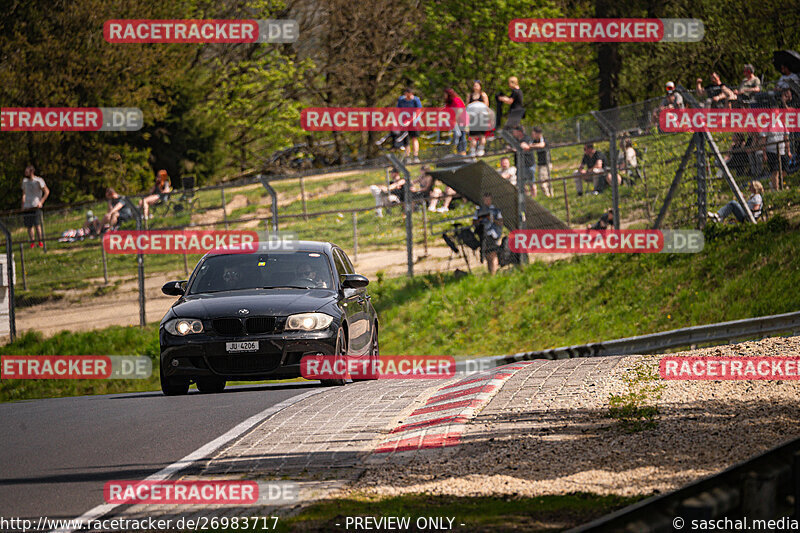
[341,274,369,289]
[162,280,186,296]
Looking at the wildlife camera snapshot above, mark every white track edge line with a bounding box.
[54,387,326,533]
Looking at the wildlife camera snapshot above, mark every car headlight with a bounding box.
[165,318,204,336]
[285,313,334,331]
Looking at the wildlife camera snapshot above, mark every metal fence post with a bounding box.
[18,243,27,291]
[695,132,708,229]
[0,221,17,341]
[499,128,528,265]
[101,245,108,284]
[609,131,620,229]
[124,197,146,328]
[352,211,358,262]
[221,184,229,230]
[300,176,308,221]
[38,209,47,253]
[421,206,428,255]
[258,175,279,232]
[387,154,413,277]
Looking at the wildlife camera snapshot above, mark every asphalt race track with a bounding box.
[0,383,320,522]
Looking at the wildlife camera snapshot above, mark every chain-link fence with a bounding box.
[6,88,797,339]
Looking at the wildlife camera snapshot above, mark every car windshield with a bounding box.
[187,251,334,294]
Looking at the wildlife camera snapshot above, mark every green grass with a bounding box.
[371,215,800,355]
[0,326,160,402]
[261,493,642,532]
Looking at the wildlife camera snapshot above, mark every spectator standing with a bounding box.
[776,63,800,93]
[467,80,490,156]
[21,165,49,248]
[761,96,792,190]
[661,81,684,109]
[510,126,537,196]
[444,88,467,156]
[498,76,524,129]
[734,64,761,101]
[397,87,422,163]
[530,127,553,197]
[696,72,735,108]
[473,192,503,275]
[708,181,763,223]
[652,81,684,127]
[575,143,610,196]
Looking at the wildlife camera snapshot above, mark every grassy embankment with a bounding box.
[2,212,799,402]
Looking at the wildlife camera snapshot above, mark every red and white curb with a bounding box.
[372,363,534,455]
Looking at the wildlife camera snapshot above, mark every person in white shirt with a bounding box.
[498,156,517,186]
[21,165,50,248]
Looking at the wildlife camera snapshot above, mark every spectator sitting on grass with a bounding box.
[498,156,517,186]
[590,208,614,230]
[707,181,763,223]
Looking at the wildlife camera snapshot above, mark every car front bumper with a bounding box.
[160,328,338,380]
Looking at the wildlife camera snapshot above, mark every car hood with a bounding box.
[170,289,337,318]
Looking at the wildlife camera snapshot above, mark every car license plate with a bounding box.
[226,341,259,353]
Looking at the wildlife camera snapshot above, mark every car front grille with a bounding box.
[212,318,244,336]
[212,316,281,336]
[246,316,277,334]
[208,355,281,374]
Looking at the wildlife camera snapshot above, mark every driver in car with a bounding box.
[294,262,327,288]
[221,265,241,290]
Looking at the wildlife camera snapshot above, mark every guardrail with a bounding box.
[472,310,800,367]
[566,434,800,532]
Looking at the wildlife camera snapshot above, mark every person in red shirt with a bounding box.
[444,88,467,155]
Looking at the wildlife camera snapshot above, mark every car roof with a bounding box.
[203,240,335,259]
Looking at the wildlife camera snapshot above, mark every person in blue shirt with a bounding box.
[397,87,422,163]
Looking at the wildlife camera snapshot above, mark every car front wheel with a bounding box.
[320,328,348,386]
[196,377,226,394]
[160,368,190,396]
[352,326,379,382]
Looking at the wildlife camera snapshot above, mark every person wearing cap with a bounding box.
[141,169,173,220]
[661,82,684,109]
[735,64,761,99]
[652,81,684,126]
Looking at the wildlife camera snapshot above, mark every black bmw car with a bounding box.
[158,241,378,395]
